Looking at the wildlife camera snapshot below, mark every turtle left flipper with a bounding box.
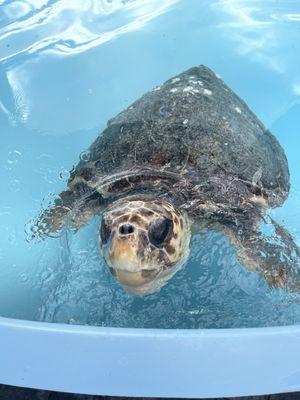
[220,215,300,290]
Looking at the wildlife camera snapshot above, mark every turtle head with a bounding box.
[99,197,191,296]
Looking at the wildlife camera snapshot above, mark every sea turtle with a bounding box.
[36,65,300,296]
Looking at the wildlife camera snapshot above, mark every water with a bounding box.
[0,0,300,329]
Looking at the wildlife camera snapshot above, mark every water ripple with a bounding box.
[213,1,300,79]
[0,0,179,63]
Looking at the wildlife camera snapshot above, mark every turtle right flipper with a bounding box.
[35,185,102,238]
[221,216,300,290]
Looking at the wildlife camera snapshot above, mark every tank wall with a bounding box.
[1,317,300,398]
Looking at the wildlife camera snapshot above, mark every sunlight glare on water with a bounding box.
[0,0,300,328]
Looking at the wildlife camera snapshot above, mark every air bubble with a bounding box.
[80,150,91,162]
[9,178,21,192]
[8,231,16,244]
[59,169,70,180]
[7,149,22,166]
[19,272,28,283]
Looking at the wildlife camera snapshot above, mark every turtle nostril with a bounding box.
[119,224,135,236]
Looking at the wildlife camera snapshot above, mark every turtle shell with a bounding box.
[69,66,290,208]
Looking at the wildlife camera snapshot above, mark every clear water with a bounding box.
[0,0,300,329]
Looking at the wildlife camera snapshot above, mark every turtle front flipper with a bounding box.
[35,185,102,238]
[220,216,300,290]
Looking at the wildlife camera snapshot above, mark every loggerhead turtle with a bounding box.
[36,65,300,296]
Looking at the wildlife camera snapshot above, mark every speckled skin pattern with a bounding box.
[65,65,290,231]
[100,197,190,295]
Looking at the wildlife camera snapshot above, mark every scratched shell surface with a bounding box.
[72,66,290,206]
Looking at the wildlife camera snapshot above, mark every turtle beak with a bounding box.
[103,230,161,288]
[109,246,161,287]
[109,234,140,271]
[115,269,159,287]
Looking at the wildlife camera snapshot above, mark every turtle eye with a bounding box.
[100,218,111,245]
[148,217,173,247]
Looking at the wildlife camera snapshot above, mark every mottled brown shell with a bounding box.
[69,65,290,210]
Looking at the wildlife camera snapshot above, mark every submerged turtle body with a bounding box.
[38,66,299,296]
[70,65,289,212]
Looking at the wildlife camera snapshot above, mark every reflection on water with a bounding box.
[0,0,179,62]
[0,0,300,328]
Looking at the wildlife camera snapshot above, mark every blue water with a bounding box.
[0,0,300,328]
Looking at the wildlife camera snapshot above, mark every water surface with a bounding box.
[0,0,300,328]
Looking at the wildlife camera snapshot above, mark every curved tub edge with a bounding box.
[1,316,300,398]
